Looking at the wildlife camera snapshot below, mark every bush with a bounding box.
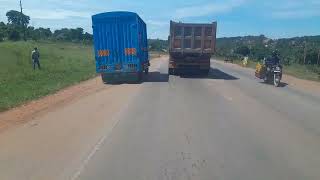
[0,32,4,42]
[235,46,250,56]
[8,28,21,41]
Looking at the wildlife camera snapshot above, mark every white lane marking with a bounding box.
[70,91,140,180]
[72,59,165,180]
[70,113,122,180]
[224,96,233,101]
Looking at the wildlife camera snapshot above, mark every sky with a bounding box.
[0,0,319,39]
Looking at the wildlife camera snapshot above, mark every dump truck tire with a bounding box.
[202,69,210,75]
[168,68,175,75]
[101,74,108,84]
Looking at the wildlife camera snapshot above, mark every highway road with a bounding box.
[1,57,320,180]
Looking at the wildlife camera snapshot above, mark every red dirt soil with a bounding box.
[0,77,105,133]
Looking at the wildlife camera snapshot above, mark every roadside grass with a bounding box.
[0,42,167,112]
[215,57,320,82]
[284,64,320,82]
[0,41,96,112]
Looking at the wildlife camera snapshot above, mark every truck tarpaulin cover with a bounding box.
[92,11,149,74]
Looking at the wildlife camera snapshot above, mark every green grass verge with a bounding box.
[0,41,96,112]
[283,64,320,82]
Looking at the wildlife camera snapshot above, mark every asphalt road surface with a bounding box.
[76,59,320,180]
[1,57,320,180]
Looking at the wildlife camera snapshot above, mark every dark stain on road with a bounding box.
[179,68,239,80]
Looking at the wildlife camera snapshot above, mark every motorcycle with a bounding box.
[263,65,282,87]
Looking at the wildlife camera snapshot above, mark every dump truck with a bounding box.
[168,21,217,75]
[92,11,149,83]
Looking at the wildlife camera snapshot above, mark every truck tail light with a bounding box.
[173,39,181,48]
[125,48,137,55]
[98,50,110,57]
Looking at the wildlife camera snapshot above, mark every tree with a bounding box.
[72,28,84,41]
[148,39,168,51]
[36,28,52,39]
[83,32,93,44]
[6,10,30,27]
[6,10,30,41]
[53,28,85,41]
[235,46,250,56]
[0,31,4,42]
[0,22,7,41]
[41,28,52,38]
[7,27,21,41]
[26,26,35,39]
[216,35,320,67]
[54,28,71,40]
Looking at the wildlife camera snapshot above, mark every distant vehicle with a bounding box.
[92,11,149,83]
[168,21,217,75]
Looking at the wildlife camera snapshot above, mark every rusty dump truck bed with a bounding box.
[169,21,217,54]
[168,21,217,75]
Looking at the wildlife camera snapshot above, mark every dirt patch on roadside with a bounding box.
[282,74,320,95]
[0,77,107,133]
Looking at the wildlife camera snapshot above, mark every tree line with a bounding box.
[136,35,320,67]
[148,39,168,52]
[0,10,93,43]
[216,35,320,66]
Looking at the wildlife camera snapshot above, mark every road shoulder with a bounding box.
[213,59,320,97]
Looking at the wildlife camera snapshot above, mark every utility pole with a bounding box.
[20,0,22,14]
[20,0,26,41]
[317,49,320,66]
[303,41,307,65]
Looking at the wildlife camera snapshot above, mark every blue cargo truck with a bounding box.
[92,11,149,83]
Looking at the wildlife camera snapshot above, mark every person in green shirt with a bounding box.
[31,47,41,70]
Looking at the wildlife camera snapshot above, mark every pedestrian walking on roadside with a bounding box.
[32,47,41,70]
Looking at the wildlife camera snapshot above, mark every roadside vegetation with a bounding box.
[219,58,320,81]
[148,39,168,52]
[1,8,319,112]
[0,10,100,112]
[0,41,96,112]
[144,36,320,81]
[0,9,168,112]
[215,35,320,81]
[0,10,93,43]
[0,40,166,112]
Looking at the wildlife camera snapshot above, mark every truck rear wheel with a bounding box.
[137,71,143,82]
[101,74,108,84]
[168,68,175,75]
[202,69,210,75]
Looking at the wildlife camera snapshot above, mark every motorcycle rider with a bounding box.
[262,50,283,81]
[265,50,281,66]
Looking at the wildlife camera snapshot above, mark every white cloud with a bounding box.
[174,0,246,19]
[268,0,320,19]
[24,9,91,20]
[145,20,170,39]
[311,0,320,5]
[272,10,320,19]
[146,20,168,27]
